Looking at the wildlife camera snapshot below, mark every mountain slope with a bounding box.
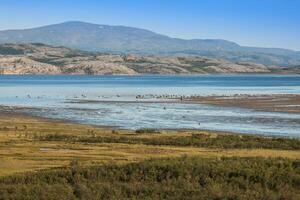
[0,21,299,66]
[1,43,299,75]
[0,21,244,55]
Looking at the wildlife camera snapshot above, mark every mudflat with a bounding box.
[183,94,300,113]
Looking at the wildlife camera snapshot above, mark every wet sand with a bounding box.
[183,94,300,113]
[0,105,117,129]
[1,94,299,137]
[66,94,300,114]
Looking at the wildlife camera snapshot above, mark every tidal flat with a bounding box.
[183,94,300,113]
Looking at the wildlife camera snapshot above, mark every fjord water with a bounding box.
[0,75,299,137]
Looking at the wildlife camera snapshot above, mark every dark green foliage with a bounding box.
[135,128,160,134]
[61,67,78,73]
[0,127,10,131]
[83,67,95,75]
[29,57,66,66]
[0,157,299,200]
[37,133,300,150]
[37,133,78,141]
[0,46,25,55]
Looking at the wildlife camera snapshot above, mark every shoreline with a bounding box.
[1,93,300,138]
[0,105,117,129]
[0,104,298,139]
[1,73,300,76]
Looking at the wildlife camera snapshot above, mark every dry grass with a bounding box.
[0,114,299,176]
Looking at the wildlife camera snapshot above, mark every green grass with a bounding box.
[36,131,300,150]
[0,156,299,200]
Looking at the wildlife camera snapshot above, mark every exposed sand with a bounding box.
[183,94,300,113]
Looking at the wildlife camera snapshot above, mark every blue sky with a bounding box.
[0,0,299,50]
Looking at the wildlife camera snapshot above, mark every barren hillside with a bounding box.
[0,43,298,75]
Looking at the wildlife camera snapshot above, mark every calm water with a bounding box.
[0,75,300,137]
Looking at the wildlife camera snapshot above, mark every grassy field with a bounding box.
[0,114,299,177]
[0,114,299,199]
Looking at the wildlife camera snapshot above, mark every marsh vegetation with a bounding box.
[0,115,299,199]
[0,157,299,200]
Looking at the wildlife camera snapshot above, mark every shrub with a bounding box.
[135,128,160,134]
[0,157,299,200]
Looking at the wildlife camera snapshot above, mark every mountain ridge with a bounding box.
[0,21,299,66]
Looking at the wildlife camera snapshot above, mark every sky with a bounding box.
[0,0,299,50]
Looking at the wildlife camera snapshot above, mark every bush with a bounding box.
[135,128,160,134]
[0,157,299,200]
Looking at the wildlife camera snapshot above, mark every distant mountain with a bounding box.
[0,21,299,66]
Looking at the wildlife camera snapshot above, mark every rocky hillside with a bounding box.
[0,43,298,75]
[0,21,300,66]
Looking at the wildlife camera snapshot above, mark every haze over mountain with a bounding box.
[0,21,299,66]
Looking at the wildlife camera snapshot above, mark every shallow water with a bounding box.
[0,75,300,137]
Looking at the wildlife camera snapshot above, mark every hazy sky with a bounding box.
[1,0,299,50]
